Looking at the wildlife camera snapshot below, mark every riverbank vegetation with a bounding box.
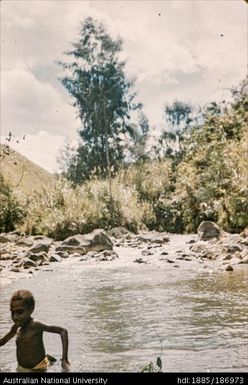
[1,18,247,238]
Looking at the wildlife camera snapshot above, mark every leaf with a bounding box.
[156,356,162,370]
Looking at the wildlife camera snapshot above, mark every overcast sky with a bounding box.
[1,0,247,173]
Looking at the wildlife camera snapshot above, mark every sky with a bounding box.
[1,0,247,173]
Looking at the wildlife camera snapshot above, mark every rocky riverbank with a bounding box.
[0,221,247,284]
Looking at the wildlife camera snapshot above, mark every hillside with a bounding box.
[0,144,56,201]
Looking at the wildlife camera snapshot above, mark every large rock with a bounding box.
[197,221,222,241]
[15,237,34,247]
[0,233,19,243]
[60,229,113,253]
[22,258,37,269]
[28,238,53,254]
[26,251,48,264]
[55,245,86,255]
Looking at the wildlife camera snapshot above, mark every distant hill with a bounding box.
[0,144,56,201]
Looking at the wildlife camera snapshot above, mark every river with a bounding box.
[0,235,247,372]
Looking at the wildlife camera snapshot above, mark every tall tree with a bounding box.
[59,17,140,182]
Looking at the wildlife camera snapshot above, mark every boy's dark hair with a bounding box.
[11,290,35,310]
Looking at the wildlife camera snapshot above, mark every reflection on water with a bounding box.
[0,250,247,372]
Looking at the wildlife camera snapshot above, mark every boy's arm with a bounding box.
[37,323,70,369]
[0,324,18,346]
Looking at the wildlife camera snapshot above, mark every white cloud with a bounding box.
[1,68,79,137]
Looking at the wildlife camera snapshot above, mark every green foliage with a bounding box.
[23,178,154,239]
[3,78,247,236]
[141,356,163,372]
[0,174,24,232]
[118,160,173,230]
[59,17,142,183]
[157,100,193,159]
[120,160,172,203]
[171,80,248,232]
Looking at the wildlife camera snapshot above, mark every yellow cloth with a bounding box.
[17,355,52,372]
[33,355,50,370]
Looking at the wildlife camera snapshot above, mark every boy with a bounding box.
[0,289,70,371]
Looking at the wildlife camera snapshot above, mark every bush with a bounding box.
[0,174,25,232]
[23,178,154,239]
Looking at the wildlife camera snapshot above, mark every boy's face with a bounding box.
[10,299,33,328]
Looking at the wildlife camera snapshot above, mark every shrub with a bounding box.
[0,174,25,232]
[23,178,154,239]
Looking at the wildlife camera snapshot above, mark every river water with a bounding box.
[0,235,247,372]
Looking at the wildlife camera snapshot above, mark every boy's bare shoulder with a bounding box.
[31,320,60,331]
[31,320,48,330]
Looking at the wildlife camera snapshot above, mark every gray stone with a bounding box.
[55,245,87,255]
[197,221,222,241]
[56,251,69,258]
[98,250,118,261]
[0,234,17,243]
[15,237,34,247]
[70,253,84,258]
[240,249,248,259]
[230,257,241,265]
[134,257,148,264]
[29,239,52,254]
[62,229,113,252]
[22,258,37,269]
[241,255,248,263]
[50,254,62,262]
[27,251,48,263]
[226,245,243,254]
[222,254,232,260]
[239,237,248,246]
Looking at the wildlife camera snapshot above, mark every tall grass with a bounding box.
[22,177,155,240]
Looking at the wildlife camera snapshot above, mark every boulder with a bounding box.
[197,221,222,241]
[22,258,37,269]
[28,238,53,254]
[15,237,34,247]
[27,251,48,264]
[50,254,62,262]
[55,251,69,258]
[55,245,87,255]
[226,244,243,254]
[0,233,19,243]
[61,229,113,252]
